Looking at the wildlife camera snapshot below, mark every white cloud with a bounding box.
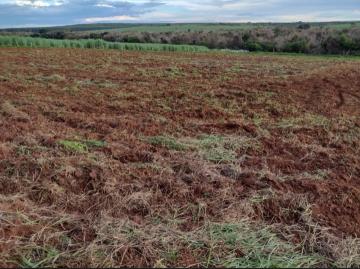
[15,0,64,7]
[1,0,359,27]
[95,3,115,8]
[84,15,139,22]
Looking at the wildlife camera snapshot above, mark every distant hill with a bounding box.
[1,21,360,33]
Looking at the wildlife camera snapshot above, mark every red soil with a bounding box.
[0,48,359,266]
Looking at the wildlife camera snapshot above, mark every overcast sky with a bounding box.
[0,0,359,28]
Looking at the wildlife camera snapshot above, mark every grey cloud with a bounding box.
[0,0,359,27]
[0,0,163,27]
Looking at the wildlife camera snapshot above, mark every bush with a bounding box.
[322,34,359,54]
[245,41,263,51]
[283,37,308,53]
[259,42,276,52]
[123,36,141,43]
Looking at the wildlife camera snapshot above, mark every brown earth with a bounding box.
[0,48,359,267]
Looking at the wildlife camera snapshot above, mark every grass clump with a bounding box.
[205,222,323,268]
[1,101,30,122]
[58,140,88,153]
[83,140,107,148]
[332,237,360,268]
[19,246,61,268]
[188,135,258,163]
[146,136,187,151]
[42,74,66,82]
[197,135,237,163]
[145,134,258,161]
[58,139,106,153]
[63,86,80,95]
[277,113,331,129]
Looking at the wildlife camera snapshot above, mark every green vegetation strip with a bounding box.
[0,35,209,52]
[58,139,106,153]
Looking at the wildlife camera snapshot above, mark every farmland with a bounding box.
[0,48,360,267]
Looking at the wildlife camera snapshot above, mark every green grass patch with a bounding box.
[196,135,237,163]
[57,139,106,153]
[146,136,187,151]
[145,134,259,162]
[19,246,61,268]
[58,140,88,153]
[83,140,107,148]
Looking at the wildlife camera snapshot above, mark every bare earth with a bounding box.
[0,48,359,267]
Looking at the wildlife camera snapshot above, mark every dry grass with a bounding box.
[1,101,30,122]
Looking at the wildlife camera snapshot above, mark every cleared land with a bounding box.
[0,48,359,267]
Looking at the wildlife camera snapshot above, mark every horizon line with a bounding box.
[1,20,360,30]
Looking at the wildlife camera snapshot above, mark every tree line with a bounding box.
[2,24,360,55]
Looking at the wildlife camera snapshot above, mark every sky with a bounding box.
[0,0,359,28]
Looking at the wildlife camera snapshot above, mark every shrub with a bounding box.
[245,41,263,51]
[283,37,308,53]
[322,34,360,54]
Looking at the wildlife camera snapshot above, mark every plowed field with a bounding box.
[0,48,359,267]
